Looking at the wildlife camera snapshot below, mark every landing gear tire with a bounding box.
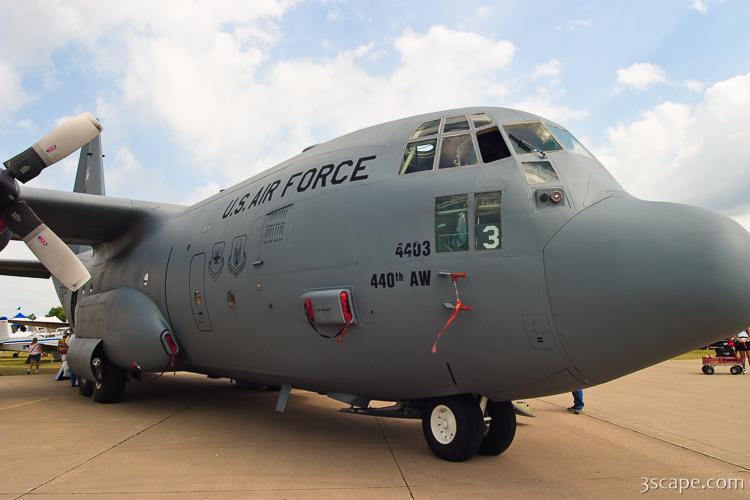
[93,357,126,403]
[421,395,484,462]
[477,400,516,456]
[78,378,94,397]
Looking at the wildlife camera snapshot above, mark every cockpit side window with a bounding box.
[504,122,562,155]
[400,112,511,174]
[547,124,595,159]
[399,140,437,175]
[439,134,478,169]
[476,127,511,163]
[470,113,494,128]
[443,115,470,133]
[410,119,441,140]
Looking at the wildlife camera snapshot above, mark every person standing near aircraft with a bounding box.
[568,390,584,414]
[733,328,750,374]
[67,332,77,387]
[26,338,42,374]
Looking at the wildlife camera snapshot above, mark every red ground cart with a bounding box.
[701,355,743,375]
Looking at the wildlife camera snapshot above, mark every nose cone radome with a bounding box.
[545,195,750,385]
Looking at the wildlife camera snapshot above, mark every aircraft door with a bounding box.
[189,253,212,331]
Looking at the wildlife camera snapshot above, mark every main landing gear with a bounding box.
[421,395,516,461]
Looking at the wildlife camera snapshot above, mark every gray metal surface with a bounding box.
[3,105,748,407]
[73,136,105,196]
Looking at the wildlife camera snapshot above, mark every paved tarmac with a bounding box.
[0,359,747,499]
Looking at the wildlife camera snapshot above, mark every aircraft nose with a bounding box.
[544,195,750,385]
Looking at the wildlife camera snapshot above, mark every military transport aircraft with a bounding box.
[1,108,748,461]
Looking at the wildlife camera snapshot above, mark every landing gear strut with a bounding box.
[420,395,516,461]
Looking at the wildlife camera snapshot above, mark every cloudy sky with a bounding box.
[0,0,749,317]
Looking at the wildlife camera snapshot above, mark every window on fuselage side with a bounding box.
[400,139,437,174]
[439,134,478,169]
[475,191,502,251]
[521,161,559,185]
[400,112,511,174]
[471,112,494,128]
[443,115,471,133]
[476,127,511,163]
[410,119,441,139]
[435,194,469,252]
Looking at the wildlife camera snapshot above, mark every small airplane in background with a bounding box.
[0,316,69,355]
[0,107,747,462]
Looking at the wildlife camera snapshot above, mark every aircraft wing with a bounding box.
[0,340,61,354]
[18,187,187,245]
[0,188,186,280]
[0,259,51,279]
[8,318,69,328]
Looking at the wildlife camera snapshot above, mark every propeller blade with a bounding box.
[3,112,102,183]
[1,200,90,291]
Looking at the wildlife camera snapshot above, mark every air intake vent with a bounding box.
[263,206,290,244]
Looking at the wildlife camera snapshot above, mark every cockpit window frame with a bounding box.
[400,112,508,175]
[503,121,563,157]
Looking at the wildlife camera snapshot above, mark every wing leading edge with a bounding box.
[19,187,186,245]
[0,188,186,280]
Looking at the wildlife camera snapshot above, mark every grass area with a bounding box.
[0,351,60,376]
[673,349,712,360]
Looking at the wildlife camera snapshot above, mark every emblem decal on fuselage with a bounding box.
[209,241,225,280]
[228,235,247,277]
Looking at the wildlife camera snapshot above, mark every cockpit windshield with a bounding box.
[400,112,511,175]
[504,122,562,156]
[547,124,595,159]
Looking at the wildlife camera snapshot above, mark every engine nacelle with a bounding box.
[69,287,179,375]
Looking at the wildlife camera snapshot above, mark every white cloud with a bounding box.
[105,145,176,202]
[515,90,589,123]
[617,62,668,91]
[106,24,517,183]
[181,182,224,205]
[597,72,750,228]
[476,5,493,17]
[0,62,28,119]
[326,8,343,22]
[0,2,583,195]
[683,79,707,93]
[689,0,709,14]
[555,19,591,31]
[532,59,561,81]
[518,60,588,123]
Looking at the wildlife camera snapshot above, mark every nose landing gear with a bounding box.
[478,400,516,455]
[421,395,516,461]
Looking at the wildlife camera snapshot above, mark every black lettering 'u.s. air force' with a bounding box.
[222,155,375,219]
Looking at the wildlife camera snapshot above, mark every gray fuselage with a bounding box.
[62,106,750,402]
